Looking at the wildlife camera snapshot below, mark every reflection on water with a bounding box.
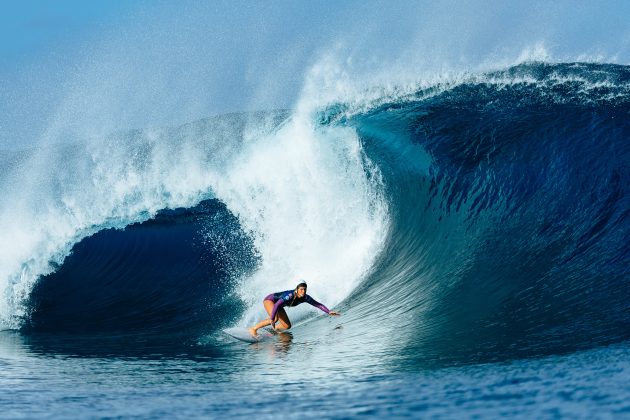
[255,331,294,356]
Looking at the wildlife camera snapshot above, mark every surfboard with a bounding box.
[223,327,273,343]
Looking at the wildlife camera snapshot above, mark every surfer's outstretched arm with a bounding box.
[306,295,340,316]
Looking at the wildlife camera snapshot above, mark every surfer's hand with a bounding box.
[269,319,276,329]
[329,311,340,316]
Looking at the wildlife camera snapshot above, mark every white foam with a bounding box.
[0,101,390,330]
[0,126,225,329]
[212,110,389,326]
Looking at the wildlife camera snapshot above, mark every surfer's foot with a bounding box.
[248,328,258,337]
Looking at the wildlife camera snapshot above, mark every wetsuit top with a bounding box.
[264,290,330,321]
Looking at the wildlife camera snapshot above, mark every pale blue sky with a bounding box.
[0,0,135,62]
[1,1,628,149]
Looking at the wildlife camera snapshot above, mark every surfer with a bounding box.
[248,281,339,337]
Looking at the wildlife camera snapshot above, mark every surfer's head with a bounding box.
[295,281,307,298]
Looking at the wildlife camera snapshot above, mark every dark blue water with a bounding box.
[1,62,629,417]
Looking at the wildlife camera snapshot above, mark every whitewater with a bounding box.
[0,108,388,331]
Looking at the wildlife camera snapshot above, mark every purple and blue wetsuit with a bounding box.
[265,290,330,321]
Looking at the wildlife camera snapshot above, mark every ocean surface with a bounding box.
[1,62,629,418]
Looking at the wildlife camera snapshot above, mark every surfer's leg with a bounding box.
[249,300,276,336]
[261,300,290,330]
[273,307,291,331]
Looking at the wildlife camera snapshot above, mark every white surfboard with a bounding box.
[223,327,273,343]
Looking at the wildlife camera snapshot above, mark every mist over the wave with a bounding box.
[2,1,629,150]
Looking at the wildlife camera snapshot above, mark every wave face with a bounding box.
[338,62,630,365]
[3,62,630,365]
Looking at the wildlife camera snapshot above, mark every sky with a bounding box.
[0,1,134,62]
[1,0,629,150]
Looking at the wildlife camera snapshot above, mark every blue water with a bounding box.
[2,332,630,418]
[1,62,629,417]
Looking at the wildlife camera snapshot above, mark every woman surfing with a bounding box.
[248,281,340,337]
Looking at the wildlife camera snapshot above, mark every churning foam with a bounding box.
[0,102,389,330]
[212,111,389,326]
[0,126,225,329]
